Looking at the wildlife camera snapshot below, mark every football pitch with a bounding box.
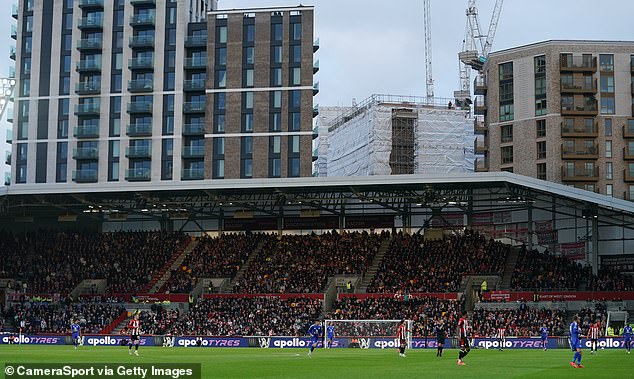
[0,346,632,379]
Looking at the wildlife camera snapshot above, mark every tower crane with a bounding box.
[423,0,433,99]
[454,0,503,103]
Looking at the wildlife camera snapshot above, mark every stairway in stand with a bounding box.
[357,237,392,293]
[147,238,200,293]
[223,238,269,293]
[500,246,520,290]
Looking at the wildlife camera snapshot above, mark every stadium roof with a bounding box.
[1,173,633,231]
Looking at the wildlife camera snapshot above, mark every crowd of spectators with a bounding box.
[578,302,607,332]
[587,269,634,292]
[133,307,180,335]
[161,233,264,294]
[471,303,567,337]
[3,302,125,334]
[510,248,590,291]
[165,297,322,336]
[0,231,188,294]
[326,296,464,337]
[367,230,508,293]
[235,231,387,293]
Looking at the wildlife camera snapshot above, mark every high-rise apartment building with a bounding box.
[9,0,317,187]
[475,40,634,200]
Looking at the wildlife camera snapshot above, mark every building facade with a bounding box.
[476,40,634,200]
[9,0,316,188]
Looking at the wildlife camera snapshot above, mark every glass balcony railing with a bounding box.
[128,57,153,69]
[184,57,207,69]
[182,146,205,158]
[75,103,100,115]
[75,81,101,94]
[128,79,153,92]
[127,102,152,113]
[72,170,98,183]
[129,35,155,48]
[78,17,103,29]
[9,46,16,61]
[183,102,206,113]
[73,147,99,160]
[126,123,152,136]
[561,101,598,115]
[183,79,206,91]
[560,56,597,71]
[76,60,102,72]
[79,0,104,8]
[182,168,204,180]
[10,24,17,40]
[77,39,103,50]
[125,168,151,181]
[12,4,18,19]
[130,14,155,26]
[73,124,100,138]
[185,35,207,47]
[130,0,156,5]
[182,123,205,136]
[126,146,152,158]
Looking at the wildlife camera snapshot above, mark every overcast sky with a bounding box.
[223,0,634,106]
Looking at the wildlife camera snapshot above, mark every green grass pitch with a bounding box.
[1,346,632,379]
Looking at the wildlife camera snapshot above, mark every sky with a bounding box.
[222,0,634,107]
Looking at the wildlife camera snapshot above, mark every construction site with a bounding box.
[314,0,503,177]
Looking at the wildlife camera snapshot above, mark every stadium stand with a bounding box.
[510,247,589,291]
[367,230,508,293]
[234,231,387,293]
[471,304,567,337]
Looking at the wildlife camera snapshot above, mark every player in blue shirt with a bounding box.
[71,319,81,350]
[541,324,549,351]
[326,325,335,349]
[307,320,322,357]
[569,315,584,368]
[624,325,632,354]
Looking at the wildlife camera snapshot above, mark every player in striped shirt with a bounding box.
[589,322,600,354]
[128,313,141,356]
[496,323,506,351]
[396,320,409,358]
[457,311,470,366]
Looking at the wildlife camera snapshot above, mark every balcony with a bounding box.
[312,125,319,139]
[561,101,598,116]
[474,118,486,135]
[560,78,597,94]
[625,122,634,138]
[12,4,17,19]
[313,82,319,96]
[128,57,153,70]
[129,35,155,48]
[126,123,152,137]
[182,123,205,136]
[625,147,634,160]
[313,38,320,53]
[182,145,205,159]
[128,79,153,93]
[6,129,12,144]
[78,17,103,30]
[4,153,10,165]
[561,166,599,182]
[73,147,99,160]
[78,0,103,9]
[9,46,15,61]
[560,56,597,72]
[561,144,599,159]
[126,145,152,158]
[313,60,320,74]
[624,169,634,182]
[130,14,155,27]
[183,101,206,113]
[183,79,206,92]
[474,97,487,115]
[77,38,102,51]
[73,124,99,139]
[184,57,207,69]
[72,170,98,183]
[74,103,100,116]
[313,104,319,118]
[125,168,151,182]
[75,81,101,95]
[10,24,16,40]
[6,108,12,123]
[182,168,204,180]
[560,121,598,138]
[76,60,101,72]
[474,138,488,154]
[312,147,318,161]
[185,35,207,47]
[473,76,487,95]
[474,158,489,172]
[127,101,152,114]
[131,0,156,5]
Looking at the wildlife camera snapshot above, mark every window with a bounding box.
[499,104,514,122]
[600,76,614,93]
[605,119,612,136]
[272,46,282,64]
[271,91,282,109]
[629,185,634,201]
[243,47,254,65]
[605,141,612,158]
[606,162,613,180]
[535,98,547,116]
[289,157,300,177]
[163,116,174,135]
[244,24,255,43]
[271,136,281,154]
[291,45,301,63]
[291,68,301,86]
[243,113,253,132]
[214,159,224,179]
[537,141,546,159]
[289,112,301,131]
[499,82,513,102]
[242,136,253,155]
[499,62,513,81]
[244,92,254,110]
[500,124,512,143]
[599,54,614,71]
[501,146,513,164]
[164,72,175,90]
[606,184,613,197]
[270,113,281,131]
[271,68,282,86]
[584,184,595,193]
[601,97,615,115]
[215,114,225,132]
[290,135,300,153]
[536,163,546,180]
[270,158,281,178]
[215,93,226,111]
[216,70,226,88]
[63,55,71,73]
[242,159,253,178]
[290,90,301,108]
[272,23,282,41]
[58,120,68,139]
[536,119,546,137]
[56,142,68,183]
[214,137,224,156]
[244,69,254,87]
[108,162,119,181]
[535,76,546,96]
[534,55,546,74]
[216,48,227,66]
[291,23,301,40]
[217,26,227,43]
